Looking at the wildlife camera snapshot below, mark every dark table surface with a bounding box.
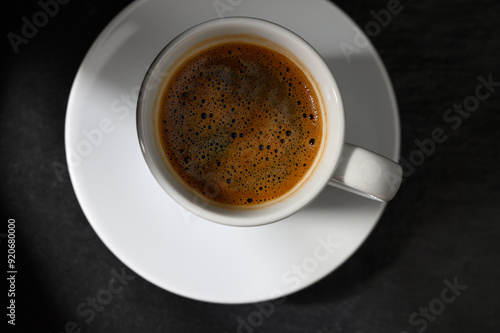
[2,0,500,332]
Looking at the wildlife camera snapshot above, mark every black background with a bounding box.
[2,0,500,332]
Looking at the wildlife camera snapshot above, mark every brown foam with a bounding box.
[158,42,322,206]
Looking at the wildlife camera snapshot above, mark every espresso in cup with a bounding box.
[137,18,401,226]
[157,41,323,206]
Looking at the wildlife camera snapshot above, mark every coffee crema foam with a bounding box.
[158,42,322,206]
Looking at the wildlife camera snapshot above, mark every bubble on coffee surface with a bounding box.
[158,42,322,206]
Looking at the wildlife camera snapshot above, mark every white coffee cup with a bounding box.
[137,17,402,227]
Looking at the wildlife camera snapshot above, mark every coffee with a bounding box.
[157,41,323,206]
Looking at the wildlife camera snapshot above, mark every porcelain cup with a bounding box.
[137,17,402,227]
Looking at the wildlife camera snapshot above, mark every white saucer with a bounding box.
[65,0,400,304]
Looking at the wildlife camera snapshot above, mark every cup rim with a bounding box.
[137,17,345,227]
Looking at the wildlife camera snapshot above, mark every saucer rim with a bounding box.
[65,0,400,304]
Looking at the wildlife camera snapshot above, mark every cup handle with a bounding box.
[327,143,402,202]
